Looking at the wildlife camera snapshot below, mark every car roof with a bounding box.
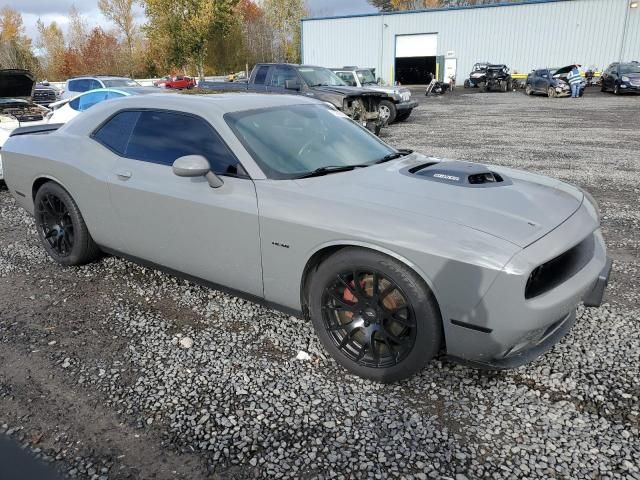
[67,76,134,81]
[76,92,321,117]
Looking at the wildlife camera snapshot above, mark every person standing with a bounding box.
[567,65,583,98]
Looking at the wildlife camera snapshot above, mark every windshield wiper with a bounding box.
[294,165,363,179]
[373,149,414,165]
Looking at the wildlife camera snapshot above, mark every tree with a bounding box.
[0,7,36,71]
[0,6,31,48]
[67,6,88,53]
[36,19,66,80]
[81,27,121,75]
[142,0,237,79]
[98,0,138,75]
[264,0,307,63]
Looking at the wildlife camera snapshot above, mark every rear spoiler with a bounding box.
[10,124,64,137]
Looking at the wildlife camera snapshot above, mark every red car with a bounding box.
[153,75,196,89]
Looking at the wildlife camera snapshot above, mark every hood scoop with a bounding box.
[405,161,512,188]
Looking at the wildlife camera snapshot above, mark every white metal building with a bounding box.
[301,0,640,85]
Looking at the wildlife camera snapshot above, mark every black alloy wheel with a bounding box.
[321,269,416,368]
[34,182,101,266]
[308,248,442,382]
[37,192,74,257]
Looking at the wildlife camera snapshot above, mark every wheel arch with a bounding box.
[299,241,444,322]
[32,175,72,201]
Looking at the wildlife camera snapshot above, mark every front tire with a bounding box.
[547,86,556,98]
[614,83,620,95]
[378,100,397,124]
[34,182,101,266]
[308,248,442,382]
[525,84,533,96]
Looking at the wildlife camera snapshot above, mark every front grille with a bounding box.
[33,90,57,104]
[525,234,595,299]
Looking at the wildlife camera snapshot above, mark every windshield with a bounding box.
[620,64,640,74]
[298,67,347,87]
[356,69,376,85]
[102,78,140,87]
[225,104,396,179]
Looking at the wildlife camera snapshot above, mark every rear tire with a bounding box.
[463,79,470,88]
[34,182,101,266]
[308,248,442,382]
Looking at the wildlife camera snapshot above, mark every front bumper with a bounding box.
[443,200,609,369]
[620,83,640,92]
[396,100,418,112]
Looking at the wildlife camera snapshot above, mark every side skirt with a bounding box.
[99,246,303,319]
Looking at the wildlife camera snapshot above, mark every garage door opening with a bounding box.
[395,56,436,85]
[395,33,437,85]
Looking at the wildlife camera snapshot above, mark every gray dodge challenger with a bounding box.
[1,93,611,382]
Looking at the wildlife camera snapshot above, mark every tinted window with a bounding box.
[93,111,140,155]
[78,91,124,111]
[125,111,241,175]
[68,79,90,92]
[253,66,269,85]
[270,66,298,88]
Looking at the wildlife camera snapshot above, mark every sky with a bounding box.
[7,0,377,42]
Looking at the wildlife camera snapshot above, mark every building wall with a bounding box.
[302,0,640,85]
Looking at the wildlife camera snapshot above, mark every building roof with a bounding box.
[302,0,576,22]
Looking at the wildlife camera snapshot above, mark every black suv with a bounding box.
[601,62,640,94]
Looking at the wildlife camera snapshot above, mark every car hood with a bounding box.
[294,154,583,248]
[313,85,384,97]
[0,69,35,99]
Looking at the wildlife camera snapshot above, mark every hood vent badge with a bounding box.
[404,160,512,188]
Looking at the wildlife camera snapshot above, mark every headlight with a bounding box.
[621,76,630,82]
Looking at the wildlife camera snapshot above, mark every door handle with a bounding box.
[115,170,132,180]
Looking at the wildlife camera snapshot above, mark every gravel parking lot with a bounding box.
[1,88,638,480]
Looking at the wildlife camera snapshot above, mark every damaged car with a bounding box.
[331,67,418,124]
[199,64,386,134]
[0,69,49,182]
[525,65,585,98]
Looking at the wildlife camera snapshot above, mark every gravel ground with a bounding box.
[0,88,639,480]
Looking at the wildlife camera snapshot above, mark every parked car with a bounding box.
[331,67,418,123]
[61,76,141,99]
[199,63,386,134]
[153,75,196,89]
[0,69,49,182]
[33,82,59,107]
[600,62,640,94]
[46,87,166,124]
[1,93,611,382]
[525,65,585,98]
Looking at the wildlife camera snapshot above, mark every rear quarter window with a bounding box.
[92,111,140,155]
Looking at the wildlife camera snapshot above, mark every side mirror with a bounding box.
[285,79,300,91]
[172,155,223,188]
